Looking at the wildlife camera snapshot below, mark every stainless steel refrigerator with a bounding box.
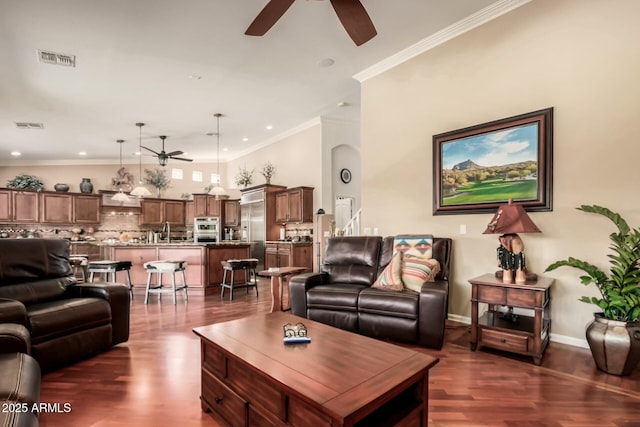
[240,191,266,269]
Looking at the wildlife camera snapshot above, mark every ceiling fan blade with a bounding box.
[245,0,295,36]
[330,0,377,46]
[170,156,193,162]
[141,146,160,156]
[166,150,184,157]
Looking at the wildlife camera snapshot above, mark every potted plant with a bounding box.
[545,205,640,375]
[7,173,44,191]
[235,166,254,188]
[260,161,276,184]
[144,168,171,198]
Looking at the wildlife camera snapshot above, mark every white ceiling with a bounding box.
[0,0,502,165]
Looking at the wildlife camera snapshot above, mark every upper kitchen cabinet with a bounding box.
[0,189,100,225]
[275,187,314,224]
[73,194,101,224]
[223,199,240,226]
[193,194,222,218]
[40,192,73,223]
[0,189,12,222]
[140,198,185,226]
[185,201,194,226]
[0,188,39,223]
[164,200,185,225]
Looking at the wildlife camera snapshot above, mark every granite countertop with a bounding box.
[77,241,252,247]
[265,240,313,245]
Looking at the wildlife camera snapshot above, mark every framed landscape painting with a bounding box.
[433,107,553,215]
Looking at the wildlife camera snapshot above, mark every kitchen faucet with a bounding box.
[162,221,171,243]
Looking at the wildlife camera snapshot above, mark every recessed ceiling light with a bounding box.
[78,151,87,156]
[318,58,335,67]
[11,151,20,156]
[266,125,273,130]
[242,137,248,142]
[337,101,348,107]
[188,75,202,80]
[223,148,229,152]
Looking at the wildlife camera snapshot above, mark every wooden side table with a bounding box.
[258,267,307,312]
[468,273,553,365]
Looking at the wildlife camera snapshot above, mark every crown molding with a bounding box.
[353,0,532,83]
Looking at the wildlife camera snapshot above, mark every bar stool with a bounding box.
[69,255,89,283]
[143,260,188,304]
[220,258,259,301]
[88,260,133,294]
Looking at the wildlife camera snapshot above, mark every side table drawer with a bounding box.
[477,286,506,305]
[480,328,529,353]
[506,288,538,307]
[202,369,247,427]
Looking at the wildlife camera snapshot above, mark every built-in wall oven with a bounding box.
[194,217,220,243]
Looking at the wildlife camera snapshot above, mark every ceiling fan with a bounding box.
[141,135,193,167]
[245,0,377,46]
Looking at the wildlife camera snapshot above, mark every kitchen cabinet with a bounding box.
[193,194,222,218]
[139,198,185,226]
[110,247,158,289]
[40,192,73,223]
[275,187,314,224]
[140,199,163,225]
[265,242,312,271]
[41,192,101,224]
[0,189,12,222]
[185,201,194,225]
[73,194,101,224]
[223,199,240,226]
[164,200,185,225]
[0,189,40,223]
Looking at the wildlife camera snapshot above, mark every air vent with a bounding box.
[37,49,76,67]
[15,122,44,130]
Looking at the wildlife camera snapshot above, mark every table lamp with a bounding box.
[483,199,541,283]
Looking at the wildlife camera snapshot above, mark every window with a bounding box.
[192,171,203,182]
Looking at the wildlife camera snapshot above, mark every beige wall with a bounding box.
[0,161,226,200]
[360,0,640,344]
[226,124,323,206]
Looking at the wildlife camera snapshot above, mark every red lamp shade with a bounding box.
[483,199,541,235]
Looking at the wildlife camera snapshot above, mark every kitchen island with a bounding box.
[100,242,252,296]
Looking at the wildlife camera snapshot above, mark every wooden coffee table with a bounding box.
[193,312,439,427]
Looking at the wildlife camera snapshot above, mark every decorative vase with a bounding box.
[79,178,93,194]
[54,183,70,192]
[265,177,271,185]
[586,313,640,376]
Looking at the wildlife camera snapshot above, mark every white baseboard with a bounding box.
[447,313,589,349]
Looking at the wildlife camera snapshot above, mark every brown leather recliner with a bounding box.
[290,235,452,349]
[0,239,130,372]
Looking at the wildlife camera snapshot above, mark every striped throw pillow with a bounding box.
[401,254,441,292]
[372,251,404,291]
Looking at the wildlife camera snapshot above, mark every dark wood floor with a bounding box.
[39,280,640,426]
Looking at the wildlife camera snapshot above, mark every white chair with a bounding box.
[143,260,188,304]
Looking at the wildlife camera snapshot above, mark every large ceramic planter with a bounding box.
[586,313,640,376]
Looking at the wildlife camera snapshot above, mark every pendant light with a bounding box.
[130,122,152,198]
[208,113,227,199]
[111,140,130,202]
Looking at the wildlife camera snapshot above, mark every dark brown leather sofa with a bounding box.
[0,324,41,427]
[290,236,452,349]
[0,238,130,373]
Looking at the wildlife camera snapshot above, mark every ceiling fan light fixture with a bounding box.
[111,139,130,203]
[131,123,152,198]
[208,113,227,200]
[111,191,130,202]
[131,186,152,197]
